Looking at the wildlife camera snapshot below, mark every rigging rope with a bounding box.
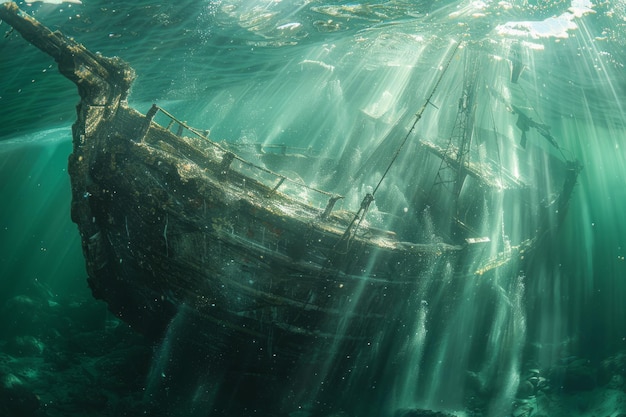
[372,40,463,197]
[334,40,463,253]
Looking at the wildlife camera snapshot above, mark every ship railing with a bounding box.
[144,104,343,219]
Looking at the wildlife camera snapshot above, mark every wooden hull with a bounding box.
[71,104,464,358]
[0,1,474,367]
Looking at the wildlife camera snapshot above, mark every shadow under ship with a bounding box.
[1,2,582,413]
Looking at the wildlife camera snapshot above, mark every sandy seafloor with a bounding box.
[2,0,626,416]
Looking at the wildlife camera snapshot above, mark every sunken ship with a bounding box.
[1,2,581,413]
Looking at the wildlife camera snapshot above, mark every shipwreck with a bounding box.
[1,2,581,414]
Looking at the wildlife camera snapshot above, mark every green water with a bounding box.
[1,1,626,416]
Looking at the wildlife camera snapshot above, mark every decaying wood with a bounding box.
[1,2,467,350]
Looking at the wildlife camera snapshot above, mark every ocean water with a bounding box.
[1,0,626,416]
